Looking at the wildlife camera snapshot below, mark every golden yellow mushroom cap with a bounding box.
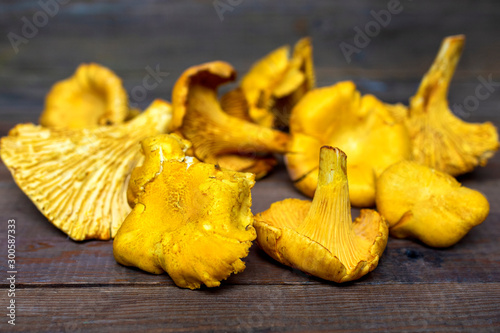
[1,99,172,240]
[40,63,130,129]
[233,37,315,128]
[376,160,490,248]
[255,146,389,283]
[113,134,256,290]
[171,61,290,178]
[406,35,499,176]
[286,81,410,207]
[240,44,290,127]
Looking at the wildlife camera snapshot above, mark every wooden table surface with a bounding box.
[1,1,499,332]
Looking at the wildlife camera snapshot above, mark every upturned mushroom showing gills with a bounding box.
[171,61,290,179]
[376,160,490,248]
[0,99,172,240]
[113,134,256,290]
[403,35,499,175]
[39,63,134,129]
[226,37,315,128]
[254,146,389,283]
[286,81,410,207]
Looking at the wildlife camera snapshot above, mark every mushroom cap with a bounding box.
[240,44,290,127]
[171,61,290,179]
[271,37,315,128]
[1,99,172,240]
[236,37,315,128]
[255,146,389,283]
[286,81,410,207]
[113,134,256,290]
[171,61,236,132]
[40,63,130,129]
[406,35,499,176]
[376,160,490,247]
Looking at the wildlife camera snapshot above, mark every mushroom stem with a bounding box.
[296,146,365,269]
[410,35,464,115]
[184,85,289,159]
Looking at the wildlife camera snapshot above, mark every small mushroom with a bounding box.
[113,134,256,289]
[286,81,410,207]
[39,63,135,129]
[376,160,490,247]
[224,37,315,128]
[0,99,172,240]
[402,35,499,175]
[171,61,289,178]
[255,146,389,283]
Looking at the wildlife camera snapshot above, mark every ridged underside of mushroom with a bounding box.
[407,35,499,175]
[255,148,389,283]
[0,103,171,240]
[407,113,499,176]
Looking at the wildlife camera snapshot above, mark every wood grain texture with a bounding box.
[9,284,500,332]
[0,0,500,332]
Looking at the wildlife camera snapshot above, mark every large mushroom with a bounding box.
[286,81,410,207]
[225,37,315,128]
[1,99,172,240]
[171,61,290,179]
[400,35,499,175]
[114,134,256,289]
[376,160,490,247]
[255,146,389,283]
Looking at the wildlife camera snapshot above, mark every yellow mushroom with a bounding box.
[286,81,410,207]
[0,99,172,240]
[255,146,389,283]
[39,63,137,129]
[402,35,499,175]
[171,61,289,179]
[113,134,256,290]
[376,160,490,247]
[224,37,315,128]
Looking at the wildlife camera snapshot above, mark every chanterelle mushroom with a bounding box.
[376,160,490,247]
[0,99,172,240]
[171,61,290,178]
[225,37,315,128]
[113,134,256,290]
[286,81,410,207]
[403,35,499,175]
[39,63,135,129]
[255,146,389,283]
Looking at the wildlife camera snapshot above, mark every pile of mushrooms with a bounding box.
[0,35,497,289]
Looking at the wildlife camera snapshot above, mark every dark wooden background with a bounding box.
[1,0,499,331]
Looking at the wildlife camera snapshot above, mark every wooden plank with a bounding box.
[1,0,500,74]
[9,283,500,332]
